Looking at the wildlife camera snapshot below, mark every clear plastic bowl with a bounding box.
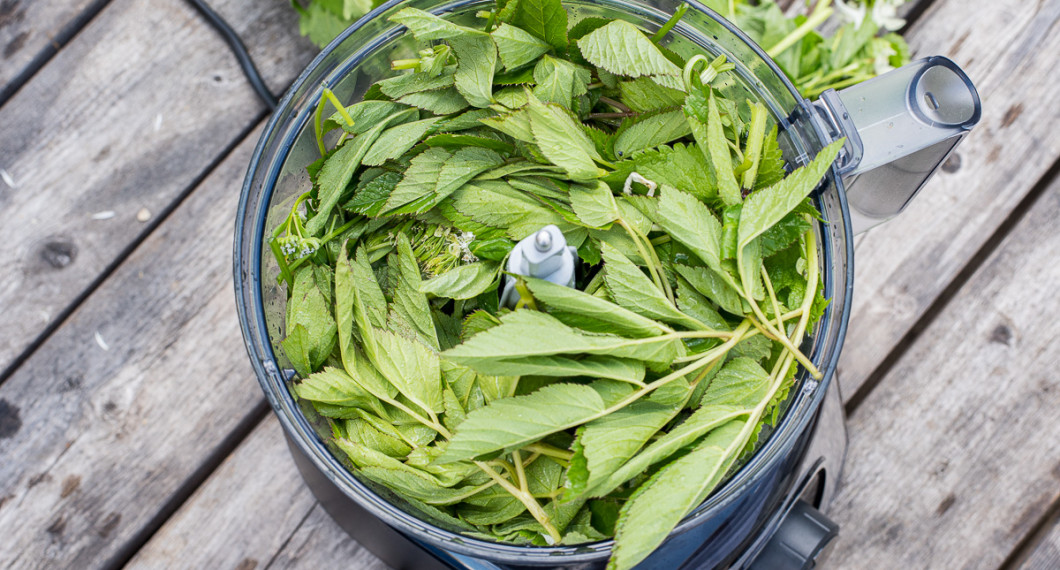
[233,0,854,566]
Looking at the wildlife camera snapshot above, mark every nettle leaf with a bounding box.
[363,117,444,166]
[294,367,387,417]
[610,420,746,570]
[572,399,678,498]
[759,211,811,257]
[334,244,357,372]
[425,132,515,154]
[607,143,715,202]
[442,309,682,369]
[653,185,724,272]
[377,68,456,99]
[738,139,843,249]
[420,261,502,300]
[587,404,748,499]
[384,147,505,214]
[699,357,770,408]
[449,181,569,240]
[324,101,410,135]
[569,180,619,228]
[524,277,669,338]
[755,125,787,190]
[481,108,534,142]
[398,88,470,115]
[366,328,445,414]
[674,263,743,316]
[618,77,685,113]
[526,96,605,181]
[439,382,607,463]
[533,55,591,110]
[391,234,440,349]
[675,277,729,332]
[703,92,742,207]
[450,33,499,108]
[439,108,498,131]
[346,171,401,217]
[309,108,416,235]
[389,7,472,40]
[577,20,681,80]
[738,234,765,301]
[512,0,568,50]
[601,243,700,330]
[613,108,691,158]
[460,354,647,384]
[284,266,337,371]
[492,22,552,70]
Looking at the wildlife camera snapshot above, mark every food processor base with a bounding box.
[282,379,847,570]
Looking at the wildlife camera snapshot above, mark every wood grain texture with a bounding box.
[1019,512,1060,570]
[0,127,269,568]
[126,417,364,570]
[837,0,1060,395]
[0,0,105,101]
[266,503,389,570]
[827,174,1060,568]
[0,0,315,374]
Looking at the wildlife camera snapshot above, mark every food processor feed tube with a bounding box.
[811,56,982,234]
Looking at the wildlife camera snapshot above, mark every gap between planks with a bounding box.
[0,0,114,109]
[845,154,1060,418]
[1002,495,1060,570]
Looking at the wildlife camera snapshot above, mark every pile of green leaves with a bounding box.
[272,2,842,568]
[292,0,910,98]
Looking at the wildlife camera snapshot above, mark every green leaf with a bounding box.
[738,139,843,249]
[440,382,606,463]
[365,328,445,415]
[610,420,746,570]
[675,276,730,332]
[294,367,387,417]
[345,171,401,217]
[296,1,352,48]
[613,108,691,158]
[759,211,811,257]
[448,181,569,240]
[459,354,646,384]
[653,185,724,272]
[346,417,412,458]
[391,234,441,349]
[419,261,501,300]
[280,324,313,378]
[284,266,337,370]
[533,55,591,110]
[377,68,456,99]
[569,180,619,228]
[349,246,388,329]
[577,20,681,80]
[674,263,743,316]
[384,147,504,214]
[442,309,683,369]
[363,117,444,166]
[424,133,515,154]
[618,77,686,113]
[480,108,534,142]
[526,96,605,181]
[699,357,770,408]
[524,276,669,338]
[325,101,411,135]
[397,88,470,115]
[606,143,715,202]
[492,23,552,70]
[511,0,568,50]
[704,92,742,207]
[309,108,416,235]
[335,244,357,372]
[450,33,498,108]
[389,7,473,40]
[601,243,700,330]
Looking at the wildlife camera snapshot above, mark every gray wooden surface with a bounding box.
[0,0,1057,568]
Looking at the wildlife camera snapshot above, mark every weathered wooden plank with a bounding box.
[0,0,315,374]
[0,126,271,567]
[837,0,1060,396]
[266,503,390,569]
[125,417,371,570]
[0,0,105,102]
[1019,512,1060,570]
[827,173,1060,568]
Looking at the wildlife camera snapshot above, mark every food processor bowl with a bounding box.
[234,0,975,566]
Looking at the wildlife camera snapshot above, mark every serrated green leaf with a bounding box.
[420,261,501,300]
[294,367,387,416]
[512,0,568,50]
[526,96,605,180]
[345,170,401,217]
[653,185,724,273]
[440,382,607,463]
[607,143,715,202]
[481,108,534,142]
[325,101,412,135]
[699,357,770,408]
[280,324,313,378]
[346,417,412,457]
[618,77,686,113]
[391,234,441,349]
[450,33,498,108]
[398,87,470,115]
[492,22,552,70]
[738,139,843,248]
[569,180,619,228]
[384,147,505,214]
[601,243,700,330]
[674,263,743,316]
[377,68,456,99]
[613,108,691,158]
[363,117,444,166]
[389,7,473,40]
[443,309,683,370]
[675,276,730,332]
[704,92,742,207]
[524,276,669,338]
[610,420,746,570]
[364,328,444,415]
[284,266,337,370]
[533,55,591,110]
[449,181,569,240]
[335,244,357,372]
[577,20,681,79]
[424,133,515,154]
[460,354,646,384]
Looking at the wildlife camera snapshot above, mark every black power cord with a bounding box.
[183,0,279,111]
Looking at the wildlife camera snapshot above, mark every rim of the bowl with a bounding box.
[233,0,855,563]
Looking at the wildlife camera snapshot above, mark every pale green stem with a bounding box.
[766,0,834,58]
[475,461,562,543]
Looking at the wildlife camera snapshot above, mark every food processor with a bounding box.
[233,0,981,567]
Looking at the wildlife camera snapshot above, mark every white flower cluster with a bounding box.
[834,0,906,31]
[278,236,318,259]
[447,230,479,263]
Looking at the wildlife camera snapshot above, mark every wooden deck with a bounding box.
[0,0,1057,568]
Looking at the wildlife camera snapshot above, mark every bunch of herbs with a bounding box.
[272,3,843,568]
